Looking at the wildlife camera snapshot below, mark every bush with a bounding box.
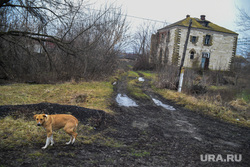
[133,55,153,71]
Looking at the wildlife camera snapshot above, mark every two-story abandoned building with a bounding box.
[150,15,238,70]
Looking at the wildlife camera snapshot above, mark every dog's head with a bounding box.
[33,114,47,126]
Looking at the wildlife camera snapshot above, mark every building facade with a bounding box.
[150,15,238,71]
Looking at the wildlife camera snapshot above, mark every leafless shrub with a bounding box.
[156,66,205,93]
[155,65,179,90]
[133,54,153,71]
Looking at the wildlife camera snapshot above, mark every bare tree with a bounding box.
[236,7,250,33]
[0,0,128,82]
[233,7,250,88]
[132,22,160,70]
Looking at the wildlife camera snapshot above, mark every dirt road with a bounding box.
[0,72,250,166]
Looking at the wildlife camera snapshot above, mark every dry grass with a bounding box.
[154,88,250,127]
[0,116,122,149]
[0,81,113,113]
[0,79,120,148]
[0,116,45,148]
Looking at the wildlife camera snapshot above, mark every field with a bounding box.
[0,81,113,113]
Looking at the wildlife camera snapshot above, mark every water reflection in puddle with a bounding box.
[116,94,138,107]
[152,98,176,110]
[138,77,145,82]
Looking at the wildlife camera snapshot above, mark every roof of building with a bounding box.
[158,16,238,35]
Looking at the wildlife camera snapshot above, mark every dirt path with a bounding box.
[109,72,250,166]
[0,72,250,167]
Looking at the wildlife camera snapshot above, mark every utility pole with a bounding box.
[178,18,192,92]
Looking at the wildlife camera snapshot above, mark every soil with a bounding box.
[0,73,250,167]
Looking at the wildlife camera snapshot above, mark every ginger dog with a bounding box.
[33,114,78,149]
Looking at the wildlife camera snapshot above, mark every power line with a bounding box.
[125,14,168,24]
[87,7,168,24]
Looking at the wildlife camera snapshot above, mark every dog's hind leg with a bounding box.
[66,136,72,145]
[71,125,78,144]
[64,123,78,145]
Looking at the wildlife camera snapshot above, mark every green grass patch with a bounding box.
[127,71,140,78]
[0,81,113,113]
[138,71,156,80]
[208,85,228,90]
[237,90,250,103]
[127,72,149,100]
[127,84,149,99]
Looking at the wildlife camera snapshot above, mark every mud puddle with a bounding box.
[115,93,138,107]
[151,97,176,110]
[138,77,145,82]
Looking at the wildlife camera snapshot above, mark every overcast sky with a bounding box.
[95,0,250,37]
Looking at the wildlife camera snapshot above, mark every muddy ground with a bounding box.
[0,73,250,167]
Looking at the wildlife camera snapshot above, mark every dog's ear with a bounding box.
[43,114,47,118]
[33,114,37,120]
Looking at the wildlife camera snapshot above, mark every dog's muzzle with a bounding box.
[37,123,41,126]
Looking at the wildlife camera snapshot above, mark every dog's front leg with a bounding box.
[42,130,52,149]
[50,135,54,146]
[42,136,51,149]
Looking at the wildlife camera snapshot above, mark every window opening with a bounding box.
[204,35,211,45]
[190,51,195,59]
[191,36,197,43]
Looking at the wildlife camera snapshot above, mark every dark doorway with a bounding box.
[201,52,210,70]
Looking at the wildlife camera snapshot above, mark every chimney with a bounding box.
[186,15,190,18]
[200,15,206,21]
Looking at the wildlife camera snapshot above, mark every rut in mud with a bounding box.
[0,72,250,167]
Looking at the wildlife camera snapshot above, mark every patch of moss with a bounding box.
[161,17,238,35]
[127,71,140,78]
